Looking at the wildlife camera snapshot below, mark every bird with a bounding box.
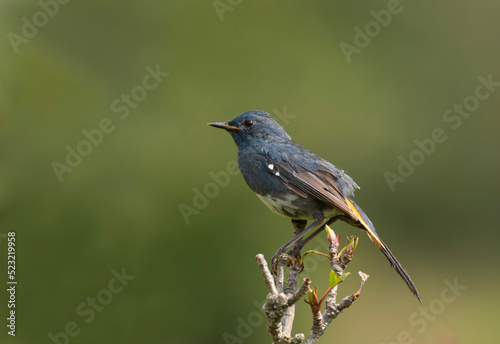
[208,110,421,302]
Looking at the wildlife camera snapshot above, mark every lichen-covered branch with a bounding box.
[256,254,308,344]
[305,231,369,344]
[256,224,370,344]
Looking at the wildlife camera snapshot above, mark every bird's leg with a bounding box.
[271,215,323,273]
[287,219,308,270]
[284,217,341,273]
[299,216,342,249]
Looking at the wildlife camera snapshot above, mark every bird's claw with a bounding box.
[270,247,304,274]
[289,246,304,272]
[270,251,286,274]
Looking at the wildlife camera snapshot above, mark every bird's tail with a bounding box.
[345,198,422,303]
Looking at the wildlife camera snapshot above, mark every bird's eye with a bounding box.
[243,119,254,128]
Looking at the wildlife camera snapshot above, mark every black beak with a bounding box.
[207,122,242,131]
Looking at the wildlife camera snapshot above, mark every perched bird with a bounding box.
[208,110,421,302]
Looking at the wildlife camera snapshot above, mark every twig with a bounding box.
[281,220,306,337]
[257,224,370,344]
[305,231,369,344]
[256,254,307,344]
[257,253,278,296]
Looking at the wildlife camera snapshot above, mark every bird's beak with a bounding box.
[207,122,242,131]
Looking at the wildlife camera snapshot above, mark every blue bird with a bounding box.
[209,110,420,302]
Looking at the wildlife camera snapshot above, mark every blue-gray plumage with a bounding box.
[208,110,420,302]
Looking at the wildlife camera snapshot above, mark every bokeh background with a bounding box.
[1,1,499,343]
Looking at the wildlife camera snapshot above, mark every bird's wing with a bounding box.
[265,158,356,218]
[266,157,422,301]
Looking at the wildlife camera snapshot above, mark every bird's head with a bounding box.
[208,110,291,149]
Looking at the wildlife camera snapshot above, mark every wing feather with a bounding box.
[265,157,356,219]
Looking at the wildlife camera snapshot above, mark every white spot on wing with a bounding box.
[275,172,280,176]
[268,163,274,170]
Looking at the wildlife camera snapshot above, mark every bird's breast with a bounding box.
[256,193,303,218]
[255,192,343,220]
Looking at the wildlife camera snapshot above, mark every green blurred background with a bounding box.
[1,1,499,343]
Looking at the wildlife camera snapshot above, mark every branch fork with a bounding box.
[256,253,308,344]
[256,224,370,344]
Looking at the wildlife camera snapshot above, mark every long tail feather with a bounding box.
[364,228,422,303]
[345,198,422,303]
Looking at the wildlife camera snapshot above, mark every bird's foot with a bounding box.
[271,245,305,274]
[271,250,286,274]
[288,245,305,272]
